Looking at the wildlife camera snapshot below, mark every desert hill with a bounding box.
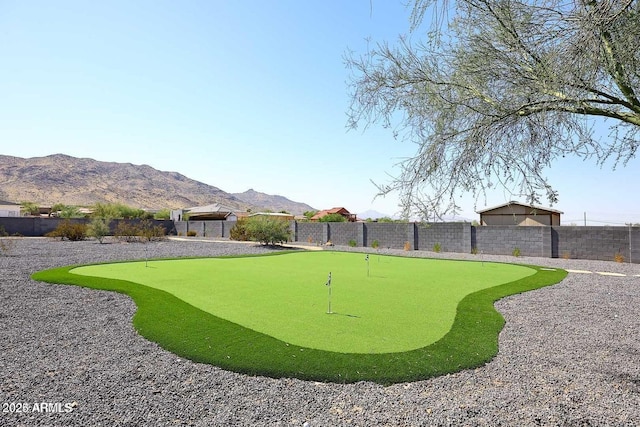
[0,154,314,214]
[232,189,315,216]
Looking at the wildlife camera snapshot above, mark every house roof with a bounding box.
[185,203,235,214]
[249,212,293,218]
[0,200,20,206]
[476,201,563,214]
[310,207,352,221]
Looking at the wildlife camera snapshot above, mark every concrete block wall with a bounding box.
[327,222,359,246]
[0,217,82,236]
[3,217,639,264]
[0,218,174,237]
[416,223,471,253]
[295,222,325,245]
[553,226,639,263]
[474,226,549,257]
[175,220,239,238]
[364,222,414,250]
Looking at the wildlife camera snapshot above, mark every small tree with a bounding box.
[20,201,40,216]
[52,204,84,218]
[303,210,317,220]
[87,218,111,243]
[319,213,346,223]
[230,218,251,241]
[46,220,87,241]
[154,209,171,220]
[244,216,291,246]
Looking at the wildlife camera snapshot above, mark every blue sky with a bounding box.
[1,1,639,225]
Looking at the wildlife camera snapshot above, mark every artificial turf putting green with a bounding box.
[71,252,534,353]
[32,251,567,384]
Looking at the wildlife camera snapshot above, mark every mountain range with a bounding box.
[0,154,316,215]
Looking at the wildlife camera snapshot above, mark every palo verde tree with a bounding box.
[346,0,640,218]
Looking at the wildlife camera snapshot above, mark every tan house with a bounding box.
[311,207,357,222]
[170,203,238,221]
[0,200,21,217]
[477,201,562,226]
[249,212,294,221]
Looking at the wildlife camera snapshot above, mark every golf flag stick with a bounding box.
[326,272,332,314]
[365,254,369,276]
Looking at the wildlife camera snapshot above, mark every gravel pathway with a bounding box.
[1,237,639,426]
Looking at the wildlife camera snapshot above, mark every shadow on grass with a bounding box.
[32,256,567,385]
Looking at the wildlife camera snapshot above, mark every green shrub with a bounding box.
[348,239,357,247]
[230,219,251,241]
[471,246,479,255]
[114,221,142,242]
[371,239,379,249]
[92,202,151,219]
[186,230,197,237]
[113,220,166,242]
[433,242,442,253]
[153,209,171,220]
[138,220,166,242]
[319,213,346,222]
[512,247,521,257]
[46,220,87,241]
[244,216,291,246]
[87,218,111,243]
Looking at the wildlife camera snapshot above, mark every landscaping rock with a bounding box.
[1,238,639,426]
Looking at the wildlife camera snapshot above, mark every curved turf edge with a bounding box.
[31,257,567,385]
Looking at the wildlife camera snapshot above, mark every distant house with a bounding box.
[249,212,294,221]
[0,200,21,217]
[477,201,562,226]
[310,207,357,222]
[171,203,238,221]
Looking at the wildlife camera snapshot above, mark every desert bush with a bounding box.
[92,202,151,219]
[512,247,521,257]
[113,220,165,242]
[230,218,251,241]
[186,230,197,237]
[433,242,442,253]
[471,246,479,255]
[46,220,87,241]
[244,216,291,246]
[371,239,379,249]
[87,218,111,243]
[52,204,84,219]
[403,241,411,251]
[153,209,171,220]
[348,239,357,247]
[0,238,15,256]
[138,220,166,242]
[614,252,625,263]
[319,213,346,222]
[114,221,142,242]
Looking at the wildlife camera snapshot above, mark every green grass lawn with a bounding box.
[32,251,567,384]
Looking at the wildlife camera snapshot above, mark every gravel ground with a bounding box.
[1,237,639,426]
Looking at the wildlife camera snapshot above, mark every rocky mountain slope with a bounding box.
[232,189,315,216]
[0,154,312,213]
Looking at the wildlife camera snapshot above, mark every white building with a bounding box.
[0,200,21,217]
